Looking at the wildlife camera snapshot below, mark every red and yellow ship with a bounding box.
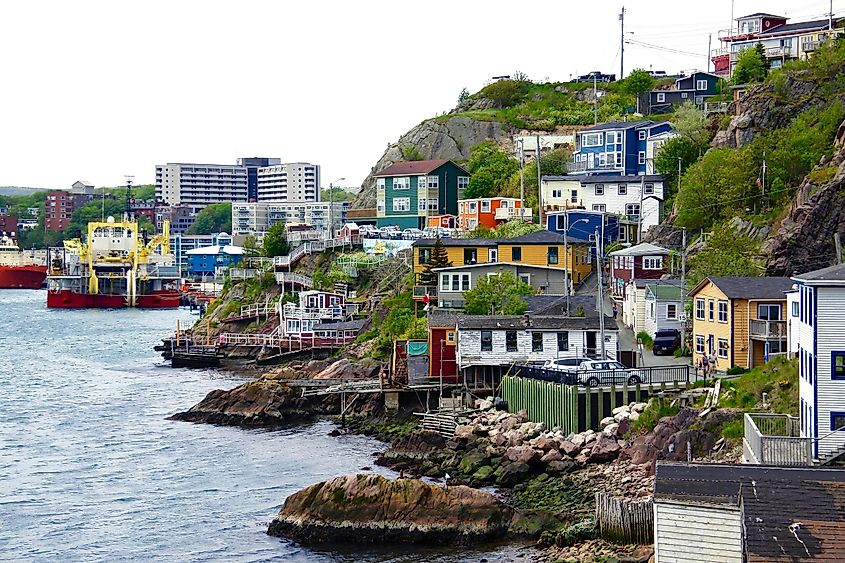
[47,216,180,309]
[0,235,48,289]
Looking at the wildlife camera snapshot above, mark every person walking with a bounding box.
[612,303,618,320]
[708,351,718,377]
[701,354,709,380]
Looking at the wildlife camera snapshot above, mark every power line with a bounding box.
[624,38,706,58]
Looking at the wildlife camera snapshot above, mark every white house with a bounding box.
[794,263,845,462]
[540,176,583,211]
[456,315,619,368]
[578,176,665,231]
[623,279,649,334]
[278,290,352,338]
[642,283,684,338]
[786,286,799,358]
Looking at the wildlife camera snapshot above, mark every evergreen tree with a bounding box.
[418,237,450,285]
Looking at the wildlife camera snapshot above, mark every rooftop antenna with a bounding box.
[619,6,626,80]
[124,175,134,217]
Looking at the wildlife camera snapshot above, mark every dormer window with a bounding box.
[738,18,761,34]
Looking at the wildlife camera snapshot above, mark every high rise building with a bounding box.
[237,157,282,201]
[155,163,249,214]
[256,162,321,203]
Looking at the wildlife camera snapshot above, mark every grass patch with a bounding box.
[636,331,653,349]
[510,476,594,513]
[808,165,837,185]
[717,356,798,415]
[721,416,745,440]
[630,403,680,434]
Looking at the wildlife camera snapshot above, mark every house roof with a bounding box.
[184,245,244,255]
[413,237,499,247]
[646,283,683,301]
[793,263,845,285]
[579,120,656,132]
[760,18,840,35]
[373,159,467,177]
[504,230,590,244]
[430,262,570,273]
[692,276,793,300]
[609,242,669,256]
[428,310,459,328]
[737,13,785,19]
[578,175,665,184]
[312,318,368,332]
[457,315,617,331]
[525,294,598,317]
[654,462,845,562]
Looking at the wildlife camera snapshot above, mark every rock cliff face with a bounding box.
[352,116,509,209]
[267,473,513,544]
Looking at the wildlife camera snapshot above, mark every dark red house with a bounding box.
[428,310,458,383]
[609,242,670,299]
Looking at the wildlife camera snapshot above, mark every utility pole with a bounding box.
[124,175,134,217]
[536,134,543,227]
[564,211,569,315]
[707,34,712,72]
[830,0,834,31]
[637,175,645,243]
[593,74,598,125]
[680,227,687,354]
[519,138,525,209]
[761,152,767,210]
[596,225,606,359]
[619,6,626,80]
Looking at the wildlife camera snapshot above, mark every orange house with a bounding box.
[458,197,529,230]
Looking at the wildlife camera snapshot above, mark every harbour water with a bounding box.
[0,290,532,562]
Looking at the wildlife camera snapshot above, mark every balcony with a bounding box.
[749,319,786,340]
[764,46,794,59]
[566,159,621,174]
[495,207,532,221]
[743,413,811,466]
[412,285,437,301]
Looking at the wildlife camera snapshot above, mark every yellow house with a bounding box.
[413,231,591,285]
[689,276,793,370]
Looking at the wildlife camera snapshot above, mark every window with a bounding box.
[582,133,602,147]
[833,352,845,380]
[638,130,646,140]
[461,274,469,291]
[642,256,662,269]
[695,335,705,354]
[506,331,518,352]
[481,330,493,351]
[592,204,606,212]
[512,247,522,261]
[625,203,640,217]
[547,247,559,265]
[696,79,708,91]
[518,273,530,285]
[792,301,799,317]
[469,202,477,212]
[376,178,385,189]
[418,199,427,212]
[681,92,689,99]
[644,183,654,195]
[618,184,627,195]
[463,248,478,264]
[427,176,439,189]
[718,300,728,323]
[532,332,544,352]
[481,200,490,212]
[667,303,678,319]
[557,332,569,352]
[758,304,781,320]
[695,298,705,320]
[418,176,427,189]
[638,152,646,165]
[571,189,578,203]
[656,92,666,103]
[718,338,729,359]
[393,177,410,190]
[457,176,469,196]
[440,273,470,292]
[392,197,410,212]
[594,184,605,196]
[440,274,450,292]
[446,331,456,344]
[552,189,562,198]
[708,299,715,322]
[419,248,432,264]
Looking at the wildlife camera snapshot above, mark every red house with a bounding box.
[458,197,527,230]
[608,242,670,299]
[0,215,18,238]
[428,311,458,383]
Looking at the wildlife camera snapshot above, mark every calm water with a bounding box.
[0,290,532,562]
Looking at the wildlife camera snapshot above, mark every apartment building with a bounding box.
[256,162,321,203]
[155,163,249,214]
[231,201,349,237]
[237,157,282,201]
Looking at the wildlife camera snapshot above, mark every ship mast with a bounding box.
[124,175,135,218]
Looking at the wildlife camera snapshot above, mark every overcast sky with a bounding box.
[0,0,839,191]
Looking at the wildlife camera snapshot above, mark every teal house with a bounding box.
[374,159,470,229]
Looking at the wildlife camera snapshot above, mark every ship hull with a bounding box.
[0,265,48,289]
[47,289,181,309]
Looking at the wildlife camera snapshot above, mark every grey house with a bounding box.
[642,71,723,114]
[432,262,569,309]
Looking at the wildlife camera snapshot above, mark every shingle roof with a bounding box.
[457,315,616,331]
[428,310,459,328]
[609,242,669,256]
[737,12,785,19]
[760,18,839,35]
[312,318,368,332]
[579,120,656,132]
[505,230,590,244]
[526,294,598,317]
[413,238,499,247]
[374,159,467,177]
[793,263,845,283]
[654,462,845,562]
[703,276,793,299]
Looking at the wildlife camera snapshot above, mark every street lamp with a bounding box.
[328,177,345,240]
[564,215,590,316]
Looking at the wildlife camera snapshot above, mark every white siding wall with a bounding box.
[580,180,665,229]
[624,286,647,333]
[814,286,845,458]
[644,297,683,338]
[786,291,799,357]
[654,502,742,563]
[456,328,618,366]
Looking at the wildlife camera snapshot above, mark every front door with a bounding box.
[586,332,597,357]
[490,249,498,262]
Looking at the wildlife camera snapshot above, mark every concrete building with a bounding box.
[256,162,321,203]
[156,204,195,235]
[155,163,249,214]
[237,157,281,201]
[231,201,349,238]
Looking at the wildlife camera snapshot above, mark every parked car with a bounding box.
[542,357,592,371]
[574,71,616,83]
[571,360,644,387]
[378,226,401,239]
[423,226,451,239]
[402,228,424,240]
[358,224,378,237]
[652,329,681,356]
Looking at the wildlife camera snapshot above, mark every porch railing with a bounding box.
[749,319,787,339]
[742,413,811,466]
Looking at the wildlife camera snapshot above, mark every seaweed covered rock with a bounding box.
[267,474,513,544]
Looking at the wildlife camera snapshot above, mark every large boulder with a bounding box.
[494,461,532,486]
[588,434,621,463]
[267,474,513,544]
[505,445,541,465]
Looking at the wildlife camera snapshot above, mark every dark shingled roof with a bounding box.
[413,237,499,247]
[374,159,468,177]
[794,263,845,283]
[428,310,459,328]
[702,276,793,299]
[457,315,617,331]
[312,319,368,332]
[524,294,598,317]
[505,230,590,244]
[759,18,838,35]
[655,462,845,562]
[579,120,659,132]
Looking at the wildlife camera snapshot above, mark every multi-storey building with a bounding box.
[237,157,281,201]
[569,121,675,177]
[641,71,724,115]
[0,215,18,238]
[711,13,844,78]
[457,197,529,230]
[156,204,195,235]
[155,163,249,214]
[45,190,77,232]
[231,201,349,238]
[129,199,158,227]
[256,162,321,203]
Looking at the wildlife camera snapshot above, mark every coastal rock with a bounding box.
[540,449,563,463]
[453,425,475,440]
[560,440,581,457]
[312,359,380,380]
[505,445,541,465]
[494,461,531,486]
[546,459,577,474]
[267,474,513,544]
[588,434,621,463]
[599,416,616,429]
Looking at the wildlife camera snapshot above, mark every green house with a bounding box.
[374,159,470,229]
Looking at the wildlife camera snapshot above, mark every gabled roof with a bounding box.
[691,276,793,300]
[525,294,598,317]
[457,315,616,331]
[184,245,244,255]
[504,230,589,244]
[609,242,669,257]
[312,318,368,332]
[793,263,845,285]
[646,283,683,301]
[428,310,459,328]
[654,462,845,562]
[759,18,842,35]
[413,237,499,247]
[374,159,467,177]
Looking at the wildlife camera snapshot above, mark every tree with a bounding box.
[262,223,289,257]
[688,222,763,286]
[458,87,470,104]
[673,102,711,147]
[620,69,655,95]
[242,235,261,256]
[418,237,451,285]
[479,79,529,108]
[400,144,424,161]
[732,43,768,84]
[654,137,706,193]
[463,271,533,315]
[65,199,126,238]
[186,203,232,235]
[464,141,519,199]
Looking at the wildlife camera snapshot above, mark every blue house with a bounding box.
[185,245,244,277]
[641,71,724,115]
[546,209,620,245]
[570,121,675,176]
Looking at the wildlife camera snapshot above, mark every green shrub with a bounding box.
[726,366,748,375]
[631,403,680,434]
[808,165,837,185]
[636,331,653,349]
[721,417,745,440]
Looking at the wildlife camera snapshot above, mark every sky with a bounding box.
[0,0,840,191]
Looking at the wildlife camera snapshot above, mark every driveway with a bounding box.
[575,272,690,368]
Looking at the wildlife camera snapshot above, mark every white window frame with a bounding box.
[392,197,411,212]
[457,176,469,196]
[697,79,708,91]
[427,175,439,189]
[644,183,654,195]
[518,273,530,285]
[681,92,689,99]
[695,298,705,320]
[656,92,666,103]
[418,176,427,189]
[570,189,578,203]
[667,303,678,320]
[638,130,646,140]
[376,178,385,189]
[481,200,491,212]
[594,184,604,196]
[642,256,662,270]
[592,204,606,212]
[638,151,646,165]
[626,203,640,217]
[718,300,728,323]
[695,335,705,354]
[582,133,602,147]
[418,199,427,212]
[393,177,410,190]
[469,202,477,212]
[717,338,729,359]
[618,184,627,195]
